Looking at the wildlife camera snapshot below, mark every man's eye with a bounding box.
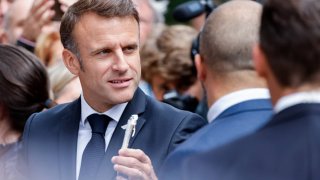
[97,49,111,55]
[123,46,137,54]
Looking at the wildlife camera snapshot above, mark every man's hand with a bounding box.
[21,0,55,42]
[112,149,158,180]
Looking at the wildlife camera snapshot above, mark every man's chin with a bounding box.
[107,86,137,103]
[114,92,135,103]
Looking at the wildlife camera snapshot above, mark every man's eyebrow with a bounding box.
[89,47,110,56]
[89,43,116,55]
[123,43,139,48]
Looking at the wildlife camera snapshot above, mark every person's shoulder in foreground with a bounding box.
[182,103,320,180]
[179,0,320,179]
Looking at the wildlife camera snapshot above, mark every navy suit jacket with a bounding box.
[159,99,273,180]
[20,88,207,180]
[182,103,320,180]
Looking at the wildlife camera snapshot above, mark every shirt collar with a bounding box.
[274,91,320,113]
[207,88,270,123]
[80,94,128,127]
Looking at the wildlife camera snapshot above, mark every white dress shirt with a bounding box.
[76,95,128,180]
[207,88,270,123]
[274,91,320,113]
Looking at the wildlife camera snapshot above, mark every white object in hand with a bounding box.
[121,114,138,149]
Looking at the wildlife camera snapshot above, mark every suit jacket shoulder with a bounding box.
[21,99,81,180]
[24,99,80,135]
[182,103,320,180]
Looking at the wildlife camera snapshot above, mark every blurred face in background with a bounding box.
[3,0,33,43]
[132,0,154,46]
[151,75,175,101]
[0,0,15,26]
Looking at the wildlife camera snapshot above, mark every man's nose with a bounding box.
[112,50,129,72]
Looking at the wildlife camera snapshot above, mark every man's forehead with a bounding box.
[76,13,139,27]
[73,14,139,38]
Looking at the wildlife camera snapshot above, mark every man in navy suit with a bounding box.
[159,1,273,179]
[19,0,207,180]
[181,0,320,179]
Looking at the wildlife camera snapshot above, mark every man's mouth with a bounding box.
[109,79,130,84]
[108,78,132,88]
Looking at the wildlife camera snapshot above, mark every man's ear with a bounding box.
[62,49,81,76]
[195,54,207,81]
[253,44,268,78]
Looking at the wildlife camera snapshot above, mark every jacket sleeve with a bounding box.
[168,113,207,153]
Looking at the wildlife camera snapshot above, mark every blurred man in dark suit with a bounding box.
[182,0,320,179]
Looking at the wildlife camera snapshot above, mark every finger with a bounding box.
[119,149,151,164]
[114,164,148,180]
[60,4,68,13]
[57,0,69,12]
[31,0,53,15]
[112,155,154,180]
[112,155,142,169]
[41,10,55,26]
[33,0,55,21]
[118,149,154,175]
[32,0,47,11]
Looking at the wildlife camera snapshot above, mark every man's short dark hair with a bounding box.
[60,0,140,58]
[260,0,320,87]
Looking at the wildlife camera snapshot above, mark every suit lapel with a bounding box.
[128,116,146,147]
[96,89,147,179]
[58,99,81,180]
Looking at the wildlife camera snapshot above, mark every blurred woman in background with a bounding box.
[0,45,51,180]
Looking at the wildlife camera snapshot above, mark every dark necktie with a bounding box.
[79,114,111,180]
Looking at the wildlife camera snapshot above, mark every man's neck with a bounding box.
[206,71,266,107]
